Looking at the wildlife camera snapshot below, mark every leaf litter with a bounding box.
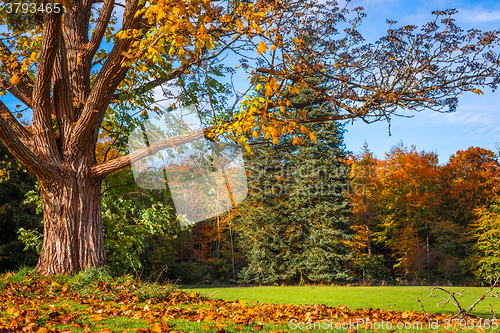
[0,272,468,332]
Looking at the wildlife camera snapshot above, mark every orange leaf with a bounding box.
[150,323,162,333]
[10,75,20,85]
[257,41,267,55]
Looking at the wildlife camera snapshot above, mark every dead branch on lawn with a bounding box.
[418,275,500,319]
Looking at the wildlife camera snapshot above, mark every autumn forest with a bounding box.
[3,117,500,286]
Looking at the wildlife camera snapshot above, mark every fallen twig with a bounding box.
[418,274,500,319]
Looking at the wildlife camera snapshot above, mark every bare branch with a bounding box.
[0,100,32,145]
[428,286,465,313]
[423,275,500,319]
[0,80,33,109]
[111,65,188,102]
[487,303,497,320]
[466,275,500,315]
[91,125,216,178]
[85,0,115,62]
[417,292,431,321]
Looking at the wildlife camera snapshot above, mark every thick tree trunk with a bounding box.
[36,169,106,275]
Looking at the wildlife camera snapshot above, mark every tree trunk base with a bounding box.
[36,171,106,275]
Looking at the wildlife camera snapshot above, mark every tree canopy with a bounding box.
[0,0,499,274]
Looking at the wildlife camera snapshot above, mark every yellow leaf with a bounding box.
[292,135,302,145]
[150,323,162,333]
[270,45,276,50]
[240,300,246,309]
[199,24,208,35]
[257,41,267,55]
[51,281,62,287]
[10,75,20,86]
[473,88,484,95]
[252,130,259,138]
[309,132,317,141]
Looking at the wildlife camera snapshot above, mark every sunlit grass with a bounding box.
[185,285,500,318]
[2,269,500,332]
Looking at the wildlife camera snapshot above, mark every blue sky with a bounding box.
[1,0,498,165]
[341,0,500,163]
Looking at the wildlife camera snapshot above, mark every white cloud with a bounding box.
[456,8,500,22]
[441,109,500,136]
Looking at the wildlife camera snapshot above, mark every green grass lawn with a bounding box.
[3,268,500,333]
[184,285,500,317]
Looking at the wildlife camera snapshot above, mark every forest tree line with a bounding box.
[0,117,499,285]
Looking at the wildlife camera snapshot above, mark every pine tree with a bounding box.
[237,109,353,284]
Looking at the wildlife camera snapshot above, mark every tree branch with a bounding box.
[85,0,115,63]
[70,0,142,150]
[0,100,32,145]
[52,33,75,147]
[32,11,63,165]
[0,80,33,109]
[112,36,239,102]
[0,41,35,101]
[0,100,55,178]
[91,124,216,178]
[111,66,188,102]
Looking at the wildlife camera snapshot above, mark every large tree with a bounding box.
[237,112,352,284]
[0,0,499,275]
[376,144,442,280]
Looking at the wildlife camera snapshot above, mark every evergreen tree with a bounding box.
[237,108,353,284]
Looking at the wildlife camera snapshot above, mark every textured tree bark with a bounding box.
[36,169,105,275]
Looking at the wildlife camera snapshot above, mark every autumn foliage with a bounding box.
[349,144,500,283]
[0,268,469,333]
